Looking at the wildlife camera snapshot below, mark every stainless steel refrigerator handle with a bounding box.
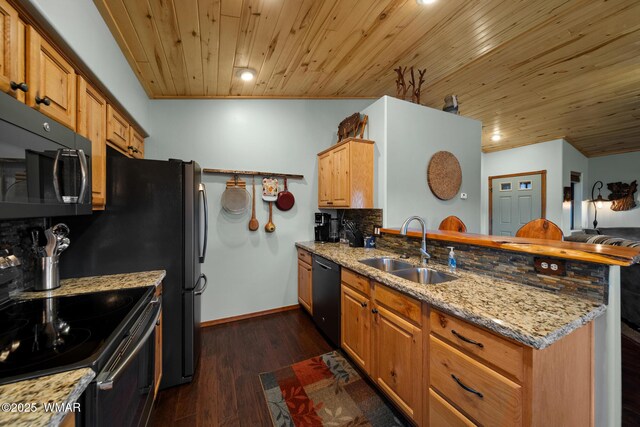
[199,183,208,263]
[195,274,208,295]
[77,149,88,204]
[52,149,63,202]
[96,299,161,391]
[315,260,332,270]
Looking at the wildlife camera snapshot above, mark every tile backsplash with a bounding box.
[0,218,45,302]
[376,232,609,303]
[337,209,383,236]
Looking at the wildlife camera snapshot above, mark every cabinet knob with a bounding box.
[371,308,378,314]
[10,81,28,92]
[35,96,51,106]
[360,301,367,308]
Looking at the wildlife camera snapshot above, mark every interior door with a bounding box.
[491,173,543,236]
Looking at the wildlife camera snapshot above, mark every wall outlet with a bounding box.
[534,257,566,276]
[460,193,468,200]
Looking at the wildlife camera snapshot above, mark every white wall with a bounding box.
[587,151,640,228]
[481,139,564,234]
[362,97,388,210]
[363,96,482,232]
[562,141,589,234]
[146,99,372,321]
[27,0,150,131]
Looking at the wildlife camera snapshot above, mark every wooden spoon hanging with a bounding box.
[265,202,276,233]
[248,177,259,231]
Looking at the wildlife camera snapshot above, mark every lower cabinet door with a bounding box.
[429,389,476,427]
[297,260,312,313]
[373,305,422,423]
[341,284,371,374]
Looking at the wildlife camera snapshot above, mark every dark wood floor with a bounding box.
[623,335,640,427]
[151,309,640,426]
[149,309,334,427]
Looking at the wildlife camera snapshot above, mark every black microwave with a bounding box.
[0,92,91,219]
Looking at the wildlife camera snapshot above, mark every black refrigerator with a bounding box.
[60,153,208,389]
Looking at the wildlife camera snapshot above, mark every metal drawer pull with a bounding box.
[451,374,484,398]
[451,330,484,348]
[360,301,368,308]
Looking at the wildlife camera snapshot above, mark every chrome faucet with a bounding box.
[400,216,431,266]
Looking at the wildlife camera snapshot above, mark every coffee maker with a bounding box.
[314,213,331,242]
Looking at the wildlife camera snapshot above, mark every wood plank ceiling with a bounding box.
[95,0,640,157]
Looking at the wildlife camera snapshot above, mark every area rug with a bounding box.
[259,351,409,427]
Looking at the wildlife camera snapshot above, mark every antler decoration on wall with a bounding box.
[607,180,637,211]
[394,66,426,104]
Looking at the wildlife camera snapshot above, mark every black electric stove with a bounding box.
[0,286,154,385]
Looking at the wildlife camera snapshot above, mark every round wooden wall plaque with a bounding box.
[427,151,462,200]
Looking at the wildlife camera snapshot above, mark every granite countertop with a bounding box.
[17,270,166,300]
[0,368,95,427]
[2,270,165,426]
[296,241,605,349]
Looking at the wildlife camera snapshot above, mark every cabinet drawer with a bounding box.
[430,309,524,381]
[341,268,370,296]
[374,283,421,325]
[297,248,312,265]
[430,336,522,427]
[429,389,476,427]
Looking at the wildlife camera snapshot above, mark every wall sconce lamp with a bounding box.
[563,186,572,203]
[591,180,605,228]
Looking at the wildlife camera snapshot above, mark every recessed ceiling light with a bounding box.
[238,69,256,81]
[416,0,437,4]
[491,133,502,142]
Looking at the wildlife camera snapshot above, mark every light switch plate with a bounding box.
[460,193,468,200]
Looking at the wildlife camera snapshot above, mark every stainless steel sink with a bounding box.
[359,257,415,272]
[391,268,456,285]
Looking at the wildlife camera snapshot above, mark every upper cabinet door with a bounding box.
[129,127,144,159]
[77,76,107,210]
[106,104,130,153]
[331,143,351,207]
[318,151,332,206]
[27,26,77,129]
[0,0,19,97]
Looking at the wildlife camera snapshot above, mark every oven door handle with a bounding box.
[96,298,161,391]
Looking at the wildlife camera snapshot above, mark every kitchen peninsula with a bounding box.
[296,227,637,426]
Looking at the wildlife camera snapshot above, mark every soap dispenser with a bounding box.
[447,246,457,273]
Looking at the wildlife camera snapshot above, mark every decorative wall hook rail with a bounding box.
[203,168,304,179]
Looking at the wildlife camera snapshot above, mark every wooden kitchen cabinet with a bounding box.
[339,268,423,425]
[106,104,130,154]
[318,151,332,206]
[0,0,22,98]
[297,249,312,314]
[428,309,594,427]
[372,285,423,425]
[341,284,371,374]
[26,26,76,129]
[130,127,145,159]
[77,76,107,210]
[317,138,374,208]
[154,310,162,397]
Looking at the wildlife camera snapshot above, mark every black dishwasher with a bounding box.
[312,255,341,346]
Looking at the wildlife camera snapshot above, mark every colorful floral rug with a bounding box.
[259,351,409,427]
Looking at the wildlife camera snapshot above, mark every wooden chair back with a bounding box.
[438,216,467,233]
[515,219,563,240]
